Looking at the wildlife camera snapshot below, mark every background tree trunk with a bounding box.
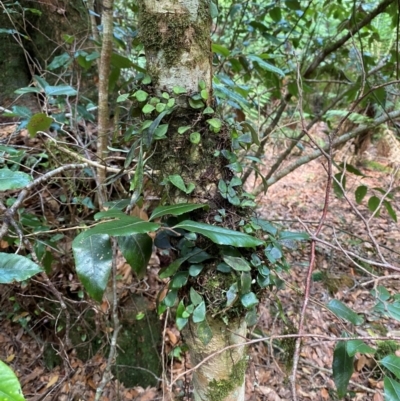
[0,0,94,109]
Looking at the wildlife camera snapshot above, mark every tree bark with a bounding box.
[139,1,248,399]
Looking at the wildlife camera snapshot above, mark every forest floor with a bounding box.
[0,123,399,401]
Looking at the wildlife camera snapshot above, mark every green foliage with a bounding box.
[0,254,43,283]
[0,360,25,401]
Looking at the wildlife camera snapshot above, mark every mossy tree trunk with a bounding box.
[139,1,248,400]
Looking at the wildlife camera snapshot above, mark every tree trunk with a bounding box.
[0,0,94,108]
[139,1,248,399]
[184,319,247,401]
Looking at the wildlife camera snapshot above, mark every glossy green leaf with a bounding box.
[0,253,43,284]
[247,55,285,77]
[72,233,112,302]
[279,231,309,241]
[44,85,77,96]
[355,185,368,204]
[384,377,400,401]
[346,340,375,357]
[0,168,32,190]
[368,196,381,215]
[149,203,208,221]
[223,255,251,272]
[240,272,252,294]
[212,43,230,57]
[241,292,259,308]
[333,340,354,399]
[327,299,364,325]
[94,210,127,220]
[193,301,206,323]
[170,271,189,289]
[111,53,132,68]
[189,264,204,277]
[163,289,178,307]
[190,287,203,306]
[173,220,264,247]
[176,317,188,330]
[381,355,400,380]
[226,283,238,306]
[0,360,25,401]
[117,234,152,279]
[384,200,397,222]
[77,216,159,240]
[27,113,53,137]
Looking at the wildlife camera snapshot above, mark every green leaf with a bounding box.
[189,264,204,277]
[111,53,132,68]
[170,271,189,289]
[190,132,201,144]
[384,377,400,401]
[14,87,41,95]
[173,86,187,94]
[241,292,259,308]
[368,196,381,215]
[333,172,346,198]
[240,272,252,294]
[142,104,155,114]
[168,174,188,192]
[72,233,112,302]
[0,168,32,190]
[381,355,400,380]
[226,283,238,306]
[346,340,375,357]
[189,288,202,307]
[27,113,53,137]
[327,299,364,325]
[149,203,208,221]
[192,301,206,323]
[212,43,230,57]
[117,234,152,279]
[196,320,213,345]
[0,253,43,284]
[0,360,25,401]
[207,118,222,130]
[159,249,202,279]
[189,98,205,109]
[77,216,159,240]
[355,185,368,204]
[134,90,148,102]
[44,85,77,96]
[384,200,397,222]
[178,125,191,134]
[117,93,130,102]
[279,231,310,241]
[173,220,264,248]
[223,255,251,272]
[333,340,354,399]
[247,55,285,77]
[163,289,178,307]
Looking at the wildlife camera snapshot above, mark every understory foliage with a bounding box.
[0,0,400,400]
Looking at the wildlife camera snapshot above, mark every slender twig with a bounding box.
[290,57,333,401]
[252,109,400,195]
[95,238,121,400]
[0,163,87,240]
